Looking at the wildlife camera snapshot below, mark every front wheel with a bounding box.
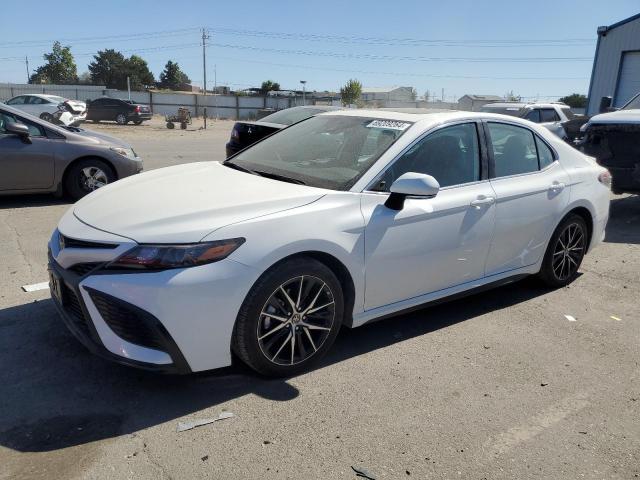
[64,158,116,200]
[538,214,588,288]
[233,257,344,377]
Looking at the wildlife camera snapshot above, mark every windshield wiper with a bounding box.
[223,161,258,175]
[252,170,306,185]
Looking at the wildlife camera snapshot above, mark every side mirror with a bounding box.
[5,121,31,142]
[599,96,612,113]
[385,172,440,210]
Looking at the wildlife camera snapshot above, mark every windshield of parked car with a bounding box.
[261,107,330,125]
[226,115,412,190]
[622,93,640,110]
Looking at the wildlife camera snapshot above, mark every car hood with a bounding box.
[587,109,640,125]
[68,128,131,148]
[73,162,327,243]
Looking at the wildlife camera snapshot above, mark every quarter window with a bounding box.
[373,123,481,190]
[487,123,539,177]
[540,109,560,122]
[535,136,555,169]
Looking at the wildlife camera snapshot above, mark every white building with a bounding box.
[586,13,640,115]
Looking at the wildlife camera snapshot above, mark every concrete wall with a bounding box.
[0,83,317,120]
[586,16,640,115]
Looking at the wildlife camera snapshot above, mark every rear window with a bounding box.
[480,106,524,118]
[561,107,576,120]
[261,107,328,125]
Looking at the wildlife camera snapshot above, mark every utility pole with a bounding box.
[213,64,217,120]
[25,56,30,83]
[202,27,210,128]
[300,80,307,106]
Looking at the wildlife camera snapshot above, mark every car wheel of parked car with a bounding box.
[64,158,116,200]
[133,120,143,125]
[233,257,344,377]
[40,112,53,123]
[538,213,588,288]
[115,113,128,125]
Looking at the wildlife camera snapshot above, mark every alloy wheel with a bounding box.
[80,166,108,192]
[257,275,335,366]
[552,222,585,281]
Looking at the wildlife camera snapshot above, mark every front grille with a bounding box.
[68,262,102,276]
[61,234,118,250]
[61,283,91,337]
[89,290,166,351]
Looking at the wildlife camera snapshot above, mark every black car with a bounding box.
[225,105,341,157]
[87,98,152,125]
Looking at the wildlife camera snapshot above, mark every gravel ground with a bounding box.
[0,124,638,479]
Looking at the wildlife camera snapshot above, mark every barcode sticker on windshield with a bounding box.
[366,120,411,131]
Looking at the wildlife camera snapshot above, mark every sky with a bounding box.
[1,0,639,101]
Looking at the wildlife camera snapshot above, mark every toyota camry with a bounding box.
[48,110,611,376]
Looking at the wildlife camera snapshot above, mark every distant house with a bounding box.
[457,94,503,112]
[361,86,415,104]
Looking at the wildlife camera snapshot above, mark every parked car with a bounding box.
[225,105,341,157]
[579,92,640,194]
[480,102,588,141]
[5,94,87,127]
[86,98,152,125]
[0,103,143,199]
[49,110,610,376]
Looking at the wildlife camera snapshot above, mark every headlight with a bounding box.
[110,146,137,158]
[107,238,245,270]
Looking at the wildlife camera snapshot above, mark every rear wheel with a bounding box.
[64,158,116,200]
[233,257,344,377]
[133,120,143,125]
[115,113,128,125]
[538,214,588,288]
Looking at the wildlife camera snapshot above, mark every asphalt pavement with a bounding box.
[0,120,638,479]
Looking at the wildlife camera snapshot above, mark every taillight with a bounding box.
[230,128,239,140]
[598,170,612,189]
[134,105,141,113]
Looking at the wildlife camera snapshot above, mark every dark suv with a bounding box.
[87,98,152,125]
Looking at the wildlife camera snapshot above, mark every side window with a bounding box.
[15,115,45,137]
[540,109,560,122]
[487,123,539,177]
[7,96,25,105]
[374,123,480,190]
[535,136,555,169]
[524,109,541,123]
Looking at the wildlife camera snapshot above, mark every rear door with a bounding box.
[0,110,55,190]
[483,121,570,275]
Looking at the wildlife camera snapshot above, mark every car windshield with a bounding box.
[480,106,524,117]
[622,93,640,110]
[261,107,329,125]
[226,115,412,190]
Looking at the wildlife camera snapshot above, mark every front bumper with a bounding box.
[48,218,260,373]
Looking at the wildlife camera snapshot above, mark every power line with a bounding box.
[206,42,591,63]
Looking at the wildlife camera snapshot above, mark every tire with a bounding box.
[233,257,344,377]
[64,158,116,200]
[538,213,588,288]
[115,113,128,125]
[40,112,54,123]
[166,122,175,129]
[180,122,187,130]
[133,120,143,125]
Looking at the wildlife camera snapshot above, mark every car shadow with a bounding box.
[0,194,72,210]
[604,194,640,245]
[0,277,549,453]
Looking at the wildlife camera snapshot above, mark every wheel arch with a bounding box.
[559,199,596,251]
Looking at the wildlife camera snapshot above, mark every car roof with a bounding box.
[483,102,569,109]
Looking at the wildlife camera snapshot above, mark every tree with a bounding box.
[340,79,362,106]
[29,41,77,84]
[125,55,155,90]
[260,80,280,94]
[158,61,191,90]
[558,93,587,108]
[88,49,127,88]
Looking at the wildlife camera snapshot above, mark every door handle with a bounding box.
[549,182,566,192]
[470,196,495,208]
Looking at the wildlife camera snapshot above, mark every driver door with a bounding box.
[362,121,497,310]
[0,111,55,190]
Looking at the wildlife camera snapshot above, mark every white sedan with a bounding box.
[5,94,86,126]
[48,110,611,376]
